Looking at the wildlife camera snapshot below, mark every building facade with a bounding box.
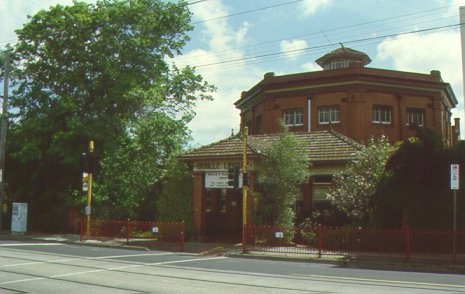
[181,46,461,240]
[236,47,460,146]
[181,131,362,241]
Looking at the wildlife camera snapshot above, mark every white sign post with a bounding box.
[451,164,459,190]
[451,164,460,259]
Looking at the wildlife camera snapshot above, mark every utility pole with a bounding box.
[0,49,10,230]
[460,6,465,139]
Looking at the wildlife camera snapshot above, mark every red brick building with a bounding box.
[181,131,362,241]
[236,47,460,146]
[181,47,461,240]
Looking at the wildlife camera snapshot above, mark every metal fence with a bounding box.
[79,218,185,251]
[244,224,465,264]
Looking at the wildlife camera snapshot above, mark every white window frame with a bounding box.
[312,175,333,202]
[373,105,392,124]
[407,108,425,126]
[283,108,304,126]
[318,106,340,124]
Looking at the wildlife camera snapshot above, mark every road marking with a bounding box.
[297,274,465,289]
[0,243,65,247]
[0,251,174,268]
[0,277,45,285]
[0,254,227,285]
[93,252,174,259]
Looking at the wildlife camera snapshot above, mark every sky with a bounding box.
[1,0,465,147]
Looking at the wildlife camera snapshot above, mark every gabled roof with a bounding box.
[180,131,363,163]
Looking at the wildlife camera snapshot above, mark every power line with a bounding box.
[176,3,459,65]
[186,0,211,5]
[192,23,462,70]
[191,0,302,24]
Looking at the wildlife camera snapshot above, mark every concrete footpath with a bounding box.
[0,232,243,255]
[1,232,465,274]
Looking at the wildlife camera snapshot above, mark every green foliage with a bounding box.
[327,135,396,226]
[374,128,453,229]
[255,123,310,228]
[156,159,192,236]
[5,0,214,229]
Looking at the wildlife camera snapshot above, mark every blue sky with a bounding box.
[2,0,465,146]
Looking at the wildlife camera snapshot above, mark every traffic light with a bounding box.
[227,167,240,188]
[82,172,89,191]
[80,152,99,174]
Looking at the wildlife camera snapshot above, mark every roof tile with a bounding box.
[180,131,363,162]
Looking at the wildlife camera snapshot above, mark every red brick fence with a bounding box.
[79,218,185,251]
[243,224,465,264]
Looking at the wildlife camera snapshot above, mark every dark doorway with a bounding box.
[204,188,242,242]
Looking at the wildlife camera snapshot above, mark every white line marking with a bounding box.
[0,254,227,285]
[0,251,174,268]
[0,243,65,247]
[93,252,174,259]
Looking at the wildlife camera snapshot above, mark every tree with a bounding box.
[6,0,214,229]
[327,135,396,226]
[374,128,451,229]
[255,123,310,228]
[156,158,192,236]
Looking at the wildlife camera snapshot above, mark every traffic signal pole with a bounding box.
[242,127,248,252]
[86,141,94,239]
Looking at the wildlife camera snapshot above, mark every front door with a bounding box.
[204,188,242,241]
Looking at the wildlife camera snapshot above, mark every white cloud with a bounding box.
[302,61,322,72]
[181,0,263,146]
[377,30,464,137]
[0,0,94,48]
[300,0,332,16]
[280,39,308,60]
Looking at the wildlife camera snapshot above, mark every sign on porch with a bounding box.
[194,161,254,172]
[205,171,243,189]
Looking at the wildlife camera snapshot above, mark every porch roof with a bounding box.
[180,130,363,163]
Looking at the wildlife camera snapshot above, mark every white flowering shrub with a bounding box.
[327,136,397,226]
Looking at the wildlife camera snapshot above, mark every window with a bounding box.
[407,108,425,126]
[373,105,392,124]
[323,59,346,70]
[318,106,340,124]
[283,109,303,126]
[312,175,332,202]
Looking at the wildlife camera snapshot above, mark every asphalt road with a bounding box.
[0,240,464,293]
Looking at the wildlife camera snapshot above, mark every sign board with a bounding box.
[194,161,254,172]
[451,164,460,190]
[11,202,28,233]
[152,226,159,233]
[205,171,242,189]
[275,232,284,238]
[85,205,91,216]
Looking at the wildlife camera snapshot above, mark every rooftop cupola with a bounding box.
[316,44,371,70]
